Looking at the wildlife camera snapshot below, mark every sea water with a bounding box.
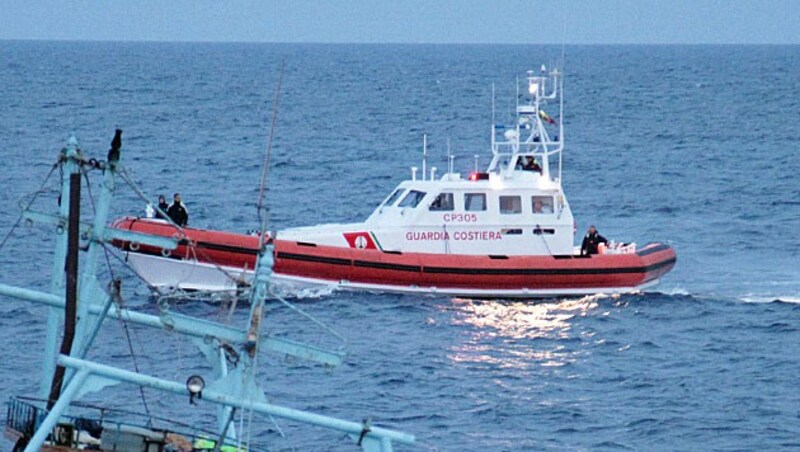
[0,41,798,450]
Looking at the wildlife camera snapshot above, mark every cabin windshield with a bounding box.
[398,190,427,208]
[382,188,405,207]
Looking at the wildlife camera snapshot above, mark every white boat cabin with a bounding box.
[359,165,574,256]
[279,66,578,257]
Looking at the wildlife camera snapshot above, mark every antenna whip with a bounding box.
[256,60,286,227]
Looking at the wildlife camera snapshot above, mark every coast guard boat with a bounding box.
[113,67,676,298]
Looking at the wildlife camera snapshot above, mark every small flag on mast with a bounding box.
[538,110,556,125]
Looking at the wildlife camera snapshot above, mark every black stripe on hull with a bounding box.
[354,260,421,273]
[276,251,351,266]
[422,258,675,276]
[192,241,259,256]
[636,244,671,257]
[123,242,259,258]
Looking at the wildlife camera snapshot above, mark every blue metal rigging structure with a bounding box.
[0,132,414,451]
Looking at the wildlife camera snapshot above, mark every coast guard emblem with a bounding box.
[343,232,379,250]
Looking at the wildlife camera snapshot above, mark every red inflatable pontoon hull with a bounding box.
[111,217,676,293]
[111,217,262,270]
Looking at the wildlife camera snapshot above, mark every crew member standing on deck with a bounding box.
[167,193,189,226]
[156,195,169,220]
[581,225,607,255]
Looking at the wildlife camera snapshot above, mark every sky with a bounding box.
[0,0,798,45]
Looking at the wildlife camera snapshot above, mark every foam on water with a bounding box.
[273,283,338,300]
[740,295,800,304]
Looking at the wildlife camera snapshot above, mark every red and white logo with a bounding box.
[343,232,377,250]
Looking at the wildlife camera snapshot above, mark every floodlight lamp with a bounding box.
[186,375,205,404]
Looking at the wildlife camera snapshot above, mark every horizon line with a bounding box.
[2,38,799,46]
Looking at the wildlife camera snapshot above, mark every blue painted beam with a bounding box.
[22,210,178,250]
[57,355,415,446]
[0,283,344,367]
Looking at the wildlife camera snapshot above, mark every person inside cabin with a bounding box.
[430,192,454,211]
[156,195,169,220]
[167,192,189,226]
[522,156,542,173]
[581,225,608,255]
[533,199,550,214]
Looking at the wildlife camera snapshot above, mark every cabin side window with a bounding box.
[499,195,522,214]
[383,188,405,207]
[464,193,486,211]
[532,196,554,214]
[398,190,427,208]
[429,192,454,211]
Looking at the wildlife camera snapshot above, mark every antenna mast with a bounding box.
[422,134,428,181]
[256,60,286,235]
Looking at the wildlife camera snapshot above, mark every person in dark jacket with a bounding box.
[523,156,542,173]
[156,195,169,220]
[581,225,607,255]
[167,193,189,226]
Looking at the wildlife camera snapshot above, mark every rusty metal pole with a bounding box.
[47,172,80,410]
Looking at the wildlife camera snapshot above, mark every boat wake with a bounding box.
[271,282,338,300]
[739,294,800,304]
[652,286,691,296]
[641,285,800,305]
